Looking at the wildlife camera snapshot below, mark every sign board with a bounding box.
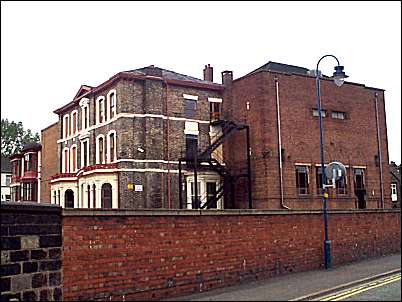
[135,185,143,192]
[127,183,134,190]
[325,162,346,181]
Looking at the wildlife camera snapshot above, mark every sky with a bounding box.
[1,1,401,163]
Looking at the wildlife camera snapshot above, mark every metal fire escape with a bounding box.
[178,119,252,209]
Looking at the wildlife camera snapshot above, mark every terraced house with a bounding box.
[49,65,248,209]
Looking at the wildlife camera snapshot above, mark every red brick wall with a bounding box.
[62,209,400,301]
[228,71,391,210]
[41,122,59,203]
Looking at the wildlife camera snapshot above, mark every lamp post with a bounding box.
[315,55,348,269]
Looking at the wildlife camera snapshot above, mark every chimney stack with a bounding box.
[221,70,233,87]
[203,64,213,82]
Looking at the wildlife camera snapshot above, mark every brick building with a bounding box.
[390,161,401,207]
[225,61,391,209]
[40,122,59,203]
[48,65,245,209]
[9,143,42,202]
[1,156,12,201]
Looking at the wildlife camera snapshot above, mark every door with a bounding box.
[101,183,112,208]
[64,189,74,208]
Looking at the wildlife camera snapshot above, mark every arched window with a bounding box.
[83,105,88,129]
[71,145,77,172]
[80,139,89,168]
[108,90,117,119]
[80,98,90,130]
[71,110,78,135]
[63,148,69,173]
[87,185,91,208]
[81,183,84,208]
[101,183,112,208]
[96,96,105,124]
[92,184,96,208]
[97,135,105,164]
[65,189,74,208]
[107,131,116,163]
[63,114,70,138]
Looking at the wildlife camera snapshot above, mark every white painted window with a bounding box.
[80,139,90,168]
[79,98,90,130]
[71,110,78,135]
[96,96,105,124]
[70,145,77,172]
[186,175,222,209]
[107,130,117,163]
[391,183,398,202]
[331,111,346,120]
[107,89,117,119]
[63,114,70,138]
[96,134,105,164]
[312,109,327,117]
[62,147,70,173]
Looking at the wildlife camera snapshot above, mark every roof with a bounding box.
[54,65,223,115]
[1,156,12,173]
[238,61,385,91]
[246,61,311,77]
[125,65,219,85]
[21,142,42,153]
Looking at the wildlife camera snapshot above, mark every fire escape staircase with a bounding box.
[178,120,252,210]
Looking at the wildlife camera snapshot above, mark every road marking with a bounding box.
[319,273,401,301]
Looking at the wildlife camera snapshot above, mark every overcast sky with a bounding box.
[1,1,401,163]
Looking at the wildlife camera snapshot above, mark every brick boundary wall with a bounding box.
[62,208,400,301]
[1,202,62,301]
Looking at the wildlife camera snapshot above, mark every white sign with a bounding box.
[135,185,143,192]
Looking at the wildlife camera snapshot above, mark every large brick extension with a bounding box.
[61,208,400,301]
[225,62,391,209]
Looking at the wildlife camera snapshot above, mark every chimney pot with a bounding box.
[203,64,214,82]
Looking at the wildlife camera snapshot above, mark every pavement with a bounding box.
[167,253,401,301]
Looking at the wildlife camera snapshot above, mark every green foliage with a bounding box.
[1,118,40,157]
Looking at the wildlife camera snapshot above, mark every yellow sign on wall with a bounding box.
[128,183,134,190]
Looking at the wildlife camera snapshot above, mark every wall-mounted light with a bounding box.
[137,147,145,153]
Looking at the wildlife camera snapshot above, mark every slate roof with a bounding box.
[245,61,311,77]
[1,156,12,173]
[21,142,42,153]
[125,66,218,85]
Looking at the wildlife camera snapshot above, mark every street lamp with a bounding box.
[316,55,348,269]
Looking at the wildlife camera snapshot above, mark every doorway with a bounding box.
[101,183,112,208]
[64,189,74,208]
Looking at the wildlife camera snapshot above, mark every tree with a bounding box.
[1,118,40,157]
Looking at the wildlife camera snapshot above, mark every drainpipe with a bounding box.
[374,92,384,208]
[274,76,289,209]
[164,80,171,208]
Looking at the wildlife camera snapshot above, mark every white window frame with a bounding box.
[80,139,90,168]
[107,89,117,119]
[70,144,77,173]
[96,134,106,164]
[96,96,106,125]
[71,110,78,135]
[79,98,90,130]
[107,130,117,163]
[63,114,70,138]
[62,147,70,173]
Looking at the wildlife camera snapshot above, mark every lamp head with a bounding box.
[333,65,348,87]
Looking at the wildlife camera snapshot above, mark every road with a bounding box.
[316,273,401,301]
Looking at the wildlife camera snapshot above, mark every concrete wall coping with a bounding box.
[1,201,62,213]
[62,208,401,217]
